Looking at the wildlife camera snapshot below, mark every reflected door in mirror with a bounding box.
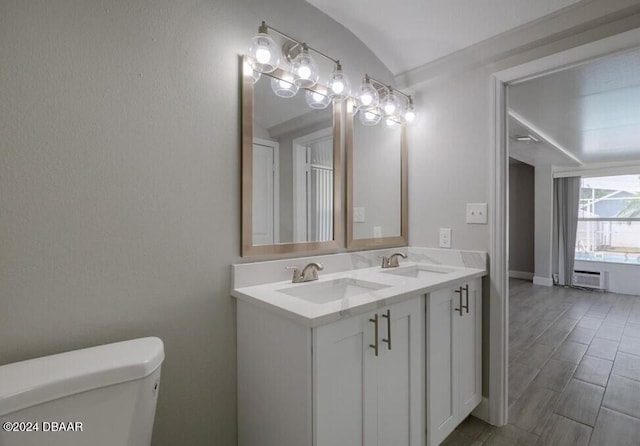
[252,138,279,245]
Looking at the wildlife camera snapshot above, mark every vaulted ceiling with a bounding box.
[306,0,582,75]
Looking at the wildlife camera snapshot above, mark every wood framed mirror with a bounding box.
[346,99,408,249]
[241,56,343,257]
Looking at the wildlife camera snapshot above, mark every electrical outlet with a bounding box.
[439,228,452,248]
[373,226,382,238]
[353,207,365,223]
[466,203,488,224]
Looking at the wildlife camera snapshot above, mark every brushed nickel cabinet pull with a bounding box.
[454,287,463,316]
[463,285,470,313]
[382,309,392,350]
[369,314,379,357]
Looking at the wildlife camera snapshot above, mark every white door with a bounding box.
[427,287,459,446]
[377,298,424,446]
[458,279,483,418]
[314,312,377,446]
[252,139,279,245]
[314,297,424,446]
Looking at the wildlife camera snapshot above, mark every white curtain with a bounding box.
[553,176,581,286]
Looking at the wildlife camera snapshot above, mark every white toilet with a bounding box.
[0,337,164,446]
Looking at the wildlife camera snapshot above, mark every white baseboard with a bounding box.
[533,276,554,287]
[471,397,490,423]
[509,270,533,280]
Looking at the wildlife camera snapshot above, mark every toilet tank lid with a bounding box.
[0,337,164,417]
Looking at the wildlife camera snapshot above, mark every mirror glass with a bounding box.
[347,101,407,248]
[242,57,342,256]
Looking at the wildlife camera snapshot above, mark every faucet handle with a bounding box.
[285,266,303,283]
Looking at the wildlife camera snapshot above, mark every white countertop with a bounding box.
[231,261,486,327]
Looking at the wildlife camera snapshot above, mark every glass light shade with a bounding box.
[385,117,401,128]
[381,91,403,118]
[305,90,331,109]
[355,80,379,109]
[327,64,350,99]
[359,106,382,126]
[271,76,299,98]
[252,70,261,84]
[291,45,319,88]
[404,102,417,124]
[248,32,280,73]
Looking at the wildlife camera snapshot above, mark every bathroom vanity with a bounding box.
[232,248,486,446]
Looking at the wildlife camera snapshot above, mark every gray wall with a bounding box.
[509,161,535,275]
[0,1,391,445]
[405,1,640,398]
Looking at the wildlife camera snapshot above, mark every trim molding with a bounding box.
[509,271,534,280]
[533,276,554,287]
[396,1,640,89]
[472,397,490,423]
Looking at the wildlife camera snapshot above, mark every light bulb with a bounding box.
[248,23,279,73]
[380,89,403,118]
[327,63,350,99]
[403,98,416,124]
[359,106,382,126]
[271,76,299,98]
[291,44,319,88]
[305,89,330,109]
[355,77,379,109]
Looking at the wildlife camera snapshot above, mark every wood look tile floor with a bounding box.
[441,279,640,446]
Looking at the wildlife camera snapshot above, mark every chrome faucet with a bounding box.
[381,252,407,268]
[287,262,324,283]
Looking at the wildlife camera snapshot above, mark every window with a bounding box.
[576,175,640,264]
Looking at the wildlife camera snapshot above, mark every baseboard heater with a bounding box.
[573,270,608,290]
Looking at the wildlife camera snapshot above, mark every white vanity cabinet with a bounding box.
[426,278,482,446]
[237,295,424,446]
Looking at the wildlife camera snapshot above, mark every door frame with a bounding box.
[489,27,640,425]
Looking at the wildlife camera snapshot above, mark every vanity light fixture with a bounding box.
[247,21,417,124]
[357,75,417,125]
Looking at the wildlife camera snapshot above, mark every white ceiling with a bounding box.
[306,0,581,75]
[508,47,640,167]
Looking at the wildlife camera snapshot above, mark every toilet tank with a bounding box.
[0,337,164,446]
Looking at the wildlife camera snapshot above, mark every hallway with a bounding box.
[442,279,640,445]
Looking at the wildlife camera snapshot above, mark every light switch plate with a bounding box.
[466,203,488,224]
[439,228,452,248]
[353,207,365,223]
[373,226,382,238]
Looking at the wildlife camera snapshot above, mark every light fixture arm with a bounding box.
[365,74,413,103]
[262,21,340,66]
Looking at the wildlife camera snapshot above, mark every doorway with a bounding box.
[489,28,640,426]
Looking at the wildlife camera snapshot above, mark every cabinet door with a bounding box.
[377,298,424,446]
[457,278,482,418]
[314,312,377,446]
[426,287,459,446]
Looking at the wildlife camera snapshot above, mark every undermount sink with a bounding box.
[277,278,390,304]
[381,264,455,279]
